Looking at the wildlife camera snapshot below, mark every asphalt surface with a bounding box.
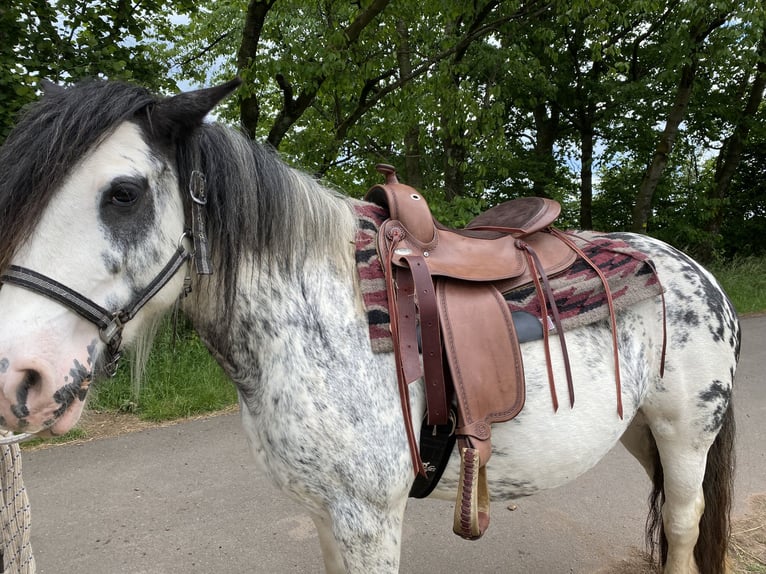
[21,315,765,573]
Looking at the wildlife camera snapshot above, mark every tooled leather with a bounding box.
[382,229,424,477]
[466,196,561,237]
[372,195,574,283]
[437,280,526,431]
[400,254,447,426]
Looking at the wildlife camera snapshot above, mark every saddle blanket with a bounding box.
[353,203,664,353]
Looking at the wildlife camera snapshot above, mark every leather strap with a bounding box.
[550,229,624,418]
[453,441,490,540]
[381,224,450,475]
[189,170,213,275]
[409,408,457,499]
[391,268,421,385]
[1,265,119,333]
[518,240,575,408]
[400,254,448,427]
[382,230,424,477]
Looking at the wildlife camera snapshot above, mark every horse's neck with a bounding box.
[185,191,362,394]
[189,258,364,410]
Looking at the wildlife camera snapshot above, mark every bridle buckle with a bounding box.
[99,313,124,346]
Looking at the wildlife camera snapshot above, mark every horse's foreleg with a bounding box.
[317,497,408,573]
[312,513,346,574]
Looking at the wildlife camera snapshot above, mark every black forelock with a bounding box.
[0,79,156,272]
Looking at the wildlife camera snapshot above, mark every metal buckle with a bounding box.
[102,349,123,378]
[189,170,207,205]
[99,314,124,346]
[177,231,194,254]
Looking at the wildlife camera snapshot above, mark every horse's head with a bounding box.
[0,79,239,435]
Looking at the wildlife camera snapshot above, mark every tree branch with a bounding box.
[266,0,392,148]
[177,32,232,69]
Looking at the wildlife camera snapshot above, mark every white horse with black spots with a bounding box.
[0,80,739,573]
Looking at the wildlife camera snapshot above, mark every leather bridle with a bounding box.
[0,240,193,377]
[0,170,212,378]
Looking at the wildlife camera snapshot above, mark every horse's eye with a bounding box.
[108,179,143,207]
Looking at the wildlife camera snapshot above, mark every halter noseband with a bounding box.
[0,238,193,377]
[0,171,212,378]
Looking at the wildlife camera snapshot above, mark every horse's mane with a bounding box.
[0,80,155,273]
[0,78,356,312]
[174,122,357,311]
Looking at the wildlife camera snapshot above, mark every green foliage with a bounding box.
[1,1,764,259]
[425,188,488,228]
[709,256,766,315]
[89,317,236,421]
[595,121,766,261]
[5,0,763,249]
[0,0,195,142]
[719,128,766,258]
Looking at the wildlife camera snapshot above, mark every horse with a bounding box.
[0,79,739,574]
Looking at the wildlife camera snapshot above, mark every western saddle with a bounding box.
[365,164,623,540]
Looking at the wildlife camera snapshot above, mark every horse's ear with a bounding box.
[40,79,65,97]
[150,78,242,139]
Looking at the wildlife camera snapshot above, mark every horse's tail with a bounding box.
[646,403,736,574]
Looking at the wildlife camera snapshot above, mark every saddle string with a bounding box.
[455,223,629,419]
[452,226,576,410]
[551,228,668,378]
[520,247,560,412]
[521,241,575,407]
[550,229,624,418]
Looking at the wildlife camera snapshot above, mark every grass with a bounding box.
[88,316,237,422]
[20,427,88,449]
[709,256,766,316]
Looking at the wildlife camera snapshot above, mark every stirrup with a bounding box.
[453,445,490,540]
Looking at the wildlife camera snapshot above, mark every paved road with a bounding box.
[22,316,765,573]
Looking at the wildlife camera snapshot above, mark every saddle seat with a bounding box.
[366,165,576,283]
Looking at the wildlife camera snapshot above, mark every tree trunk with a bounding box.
[395,19,423,188]
[630,10,731,232]
[630,60,697,232]
[237,0,390,148]
[236,0,277,137]
[442,133,466,201]
[705,35,766,241]
[532,103,559,198]
[579,107,594,229]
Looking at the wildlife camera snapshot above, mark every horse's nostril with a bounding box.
[21,369,41,389]
[12,369,43,419]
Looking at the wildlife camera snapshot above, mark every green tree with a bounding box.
[630,1,735,233]
[0,0,194,142]
[6,0,763,256]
